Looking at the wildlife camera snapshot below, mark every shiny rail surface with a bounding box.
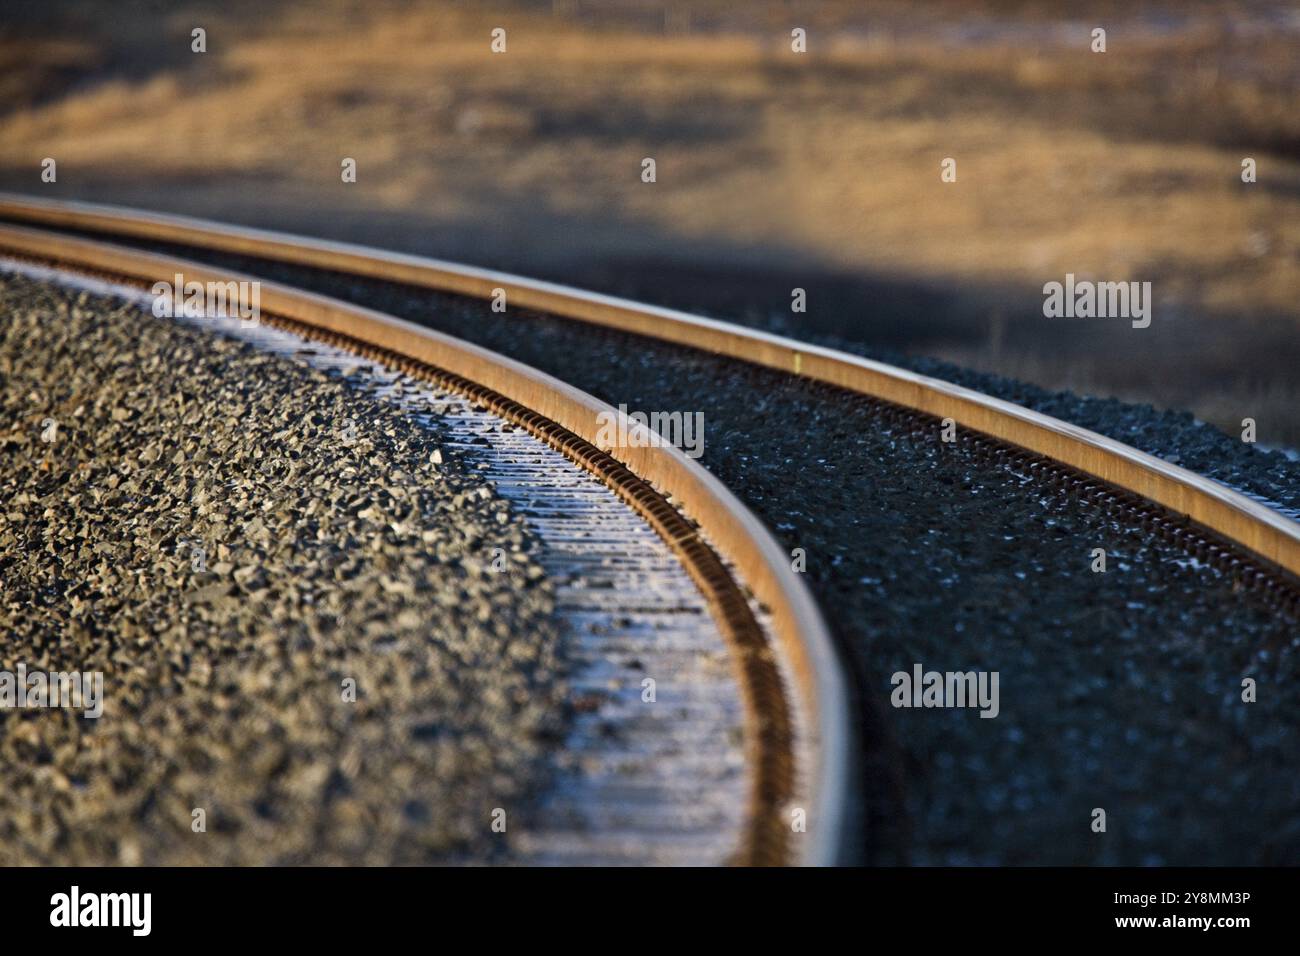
[0,193,1295,580]
[0,225,853,867]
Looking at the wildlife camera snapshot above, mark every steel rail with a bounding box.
[0,223,855,867]
[1,193,1295,579]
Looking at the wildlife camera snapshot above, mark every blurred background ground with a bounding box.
[2,0,1297,445]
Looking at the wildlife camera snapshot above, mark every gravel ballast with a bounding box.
[137,254,1300,866]
[0,272,563,865]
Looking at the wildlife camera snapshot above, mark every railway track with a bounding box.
[2,196,1299,865]
[1,195,1295,581]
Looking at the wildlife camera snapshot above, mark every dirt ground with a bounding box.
[2,0,1297,444]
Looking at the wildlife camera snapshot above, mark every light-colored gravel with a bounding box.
[0,272,563,864]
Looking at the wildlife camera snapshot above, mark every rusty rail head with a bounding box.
[0,222,858,867]
[1,192,1296,579]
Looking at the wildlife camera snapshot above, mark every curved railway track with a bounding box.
[2,196,1299,865]
[1,195,1295,580]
